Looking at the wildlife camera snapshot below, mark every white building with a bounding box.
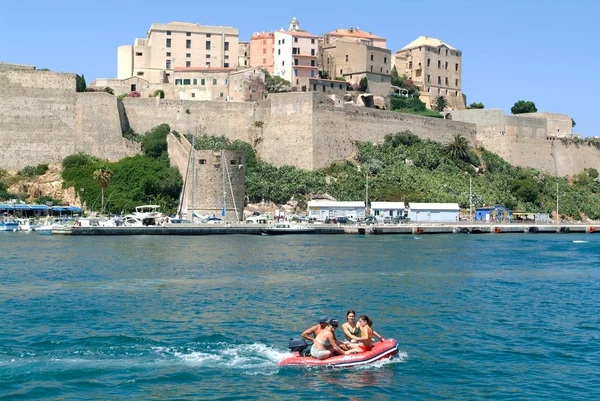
[273,17,319,86]
[370,202,405,219]
[408,203,460,222]
[307,200,365,221]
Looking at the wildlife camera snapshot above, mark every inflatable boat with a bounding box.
[279,338,398,367]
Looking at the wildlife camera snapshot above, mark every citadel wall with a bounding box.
[0,69,139,170]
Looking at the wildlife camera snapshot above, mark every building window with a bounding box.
[224,42,229,51]
[445,77,448,85]
[313,84,317,91]
[206,62,210,67]
[294,59,298,65]
[455,79,459,86]
[294,69,298,76]
[135,52,142,56]
[438,76,441,84]
[186,39,191,49]
[166,52,171,57]
[446,89,449,95]
[446,49,449,56]
[186,32,191,36]
[193,79,197,85]
[167,31,171,35]
[201,79,205,85]
[206,41,211,50]
[445,61,448,69]
[213,79,217,84]
[183,79,191,85]
[311,70,315,77]
[409,61,412,69]
[224,63,229,67]
[311,39,315,44]
[166,38,171,48]
[340,69,342,74]
[186,61,191,67]
[427,75,430,83]
[192,93,195,98]
[311,48,315,56]
[263,48,266,54]
[137,72,144,76]
[370,54,374,61]
[427,58,430,67]
[278,40,281,45]
[438,60,441,68]
[294,37,298,43]
[206,54,211,58]
[384,56,387,64]
[345,55,349,62]
[282,61,285,66]
[455,90,458,96]
[278,49,281,55]
[220,93,223,97]
[263,58,266,64]
[311,60,315,66]
[186,53,191,58]
[225,55,229,59]
[166,60,171,69]
[282,39,285,44]
[206,33,211,38]
[371,66,373,72]
[225,79,228,85]
[455,63,459,71]
[380,67,382,72]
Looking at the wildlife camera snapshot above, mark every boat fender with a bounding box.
[494,227,501,233]
[591,226,596,233]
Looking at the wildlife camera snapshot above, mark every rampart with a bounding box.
[1,68,599,178]
[0,69,140,170]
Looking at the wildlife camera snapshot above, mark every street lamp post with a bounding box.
[469,176,472,222]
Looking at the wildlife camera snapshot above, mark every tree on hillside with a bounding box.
[434,95,448,112]
[468,102,485,109]
[77,74,87,92]
[511,100,537,114]
[444,134,470,162]
[359,77,368,92]
[318,70,330,79]
[572,118,576,127]
[262,69,291,93]
[93,165,112,213]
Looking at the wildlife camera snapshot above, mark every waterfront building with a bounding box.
[307,200,365,221]
[475,205,512,222]
[393,36,465,110]
[370,202,405,219]
[273,17,319,86]
[249,32,275,73]
[408,203,460,222]
[117,22,240,84]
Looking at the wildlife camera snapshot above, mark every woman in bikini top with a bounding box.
[342,310,361,341]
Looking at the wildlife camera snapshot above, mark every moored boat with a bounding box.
[0,219,19,232]
[262,222,315,235]
[279,338,398,367]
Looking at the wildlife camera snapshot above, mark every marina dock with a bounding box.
[53,223,598,236]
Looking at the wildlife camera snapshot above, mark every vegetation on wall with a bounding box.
[391,66,420,98]
[511,100,537,114]
[434,95,448,112]
[76,74,86,92]
[390,97,443,118]
[468,102,485,109]
[61,124,182,214]
[262,70,291,93]
[17,164,49,177]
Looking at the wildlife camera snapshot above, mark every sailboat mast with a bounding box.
[191,134,195,221]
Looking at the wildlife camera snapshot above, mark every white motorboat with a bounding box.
[262,222,316,235]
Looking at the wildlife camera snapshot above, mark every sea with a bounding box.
[1,232,599,400]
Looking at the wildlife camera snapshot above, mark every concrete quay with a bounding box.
[53,223,598,236]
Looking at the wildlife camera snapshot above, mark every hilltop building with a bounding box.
[273,17,319,86]
[249,32,275,73]
[238,41,250,69]
[319,27,391,99]
[393,36,465,110]
[117,22,240,84]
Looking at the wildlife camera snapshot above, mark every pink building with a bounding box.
[249,32,275,73]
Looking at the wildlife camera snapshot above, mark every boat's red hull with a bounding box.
[278,338,398,367]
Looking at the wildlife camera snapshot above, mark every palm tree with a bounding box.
[93,166,113,213]
[444,134,470,162]
[434,95,448,112]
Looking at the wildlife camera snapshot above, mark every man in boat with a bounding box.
[301,315,329,343]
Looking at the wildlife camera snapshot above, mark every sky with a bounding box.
[1,0,597,136]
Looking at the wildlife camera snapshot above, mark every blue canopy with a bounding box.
[30,205,50,210]
[0,204,14,210]
[67,206,81,212]
[13,205,32,210]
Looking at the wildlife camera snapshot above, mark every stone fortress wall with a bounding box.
[0,69,139,170]
[1,68,599,178]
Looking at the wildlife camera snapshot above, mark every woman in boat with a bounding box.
[347,315,384,353]
[342,310,360,341]
[310,319,351,360]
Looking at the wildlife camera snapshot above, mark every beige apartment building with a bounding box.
[229,68,266,102]
[238,41,250,69]
[249,32,275,73]
[273,17,319,86]
[394,36,465,110]
[118,22,239,84]
[320,36,391,98]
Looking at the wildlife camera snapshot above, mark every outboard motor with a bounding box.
[288,336,311,356]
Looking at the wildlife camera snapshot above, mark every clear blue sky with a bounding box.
[1,0,596,136]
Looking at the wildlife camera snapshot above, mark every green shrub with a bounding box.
[153,89,165,99]
[18,164,47,177]
[103,87,114,95]
[63,153,96,169]
[118,93,128,100]
[140,124,171,159]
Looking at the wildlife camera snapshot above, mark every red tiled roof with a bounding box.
[251,32,275,39]
[278,30,317,38]
[326,28,383,40]
[174,67,234,72]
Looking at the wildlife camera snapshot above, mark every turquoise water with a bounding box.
[1,233,599,400]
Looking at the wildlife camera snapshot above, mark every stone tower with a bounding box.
[166,134,245,222]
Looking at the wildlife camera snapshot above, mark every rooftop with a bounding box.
[400,36,457,51]
[326,28,383,40]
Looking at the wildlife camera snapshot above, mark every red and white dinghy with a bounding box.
[279,338,398,367]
